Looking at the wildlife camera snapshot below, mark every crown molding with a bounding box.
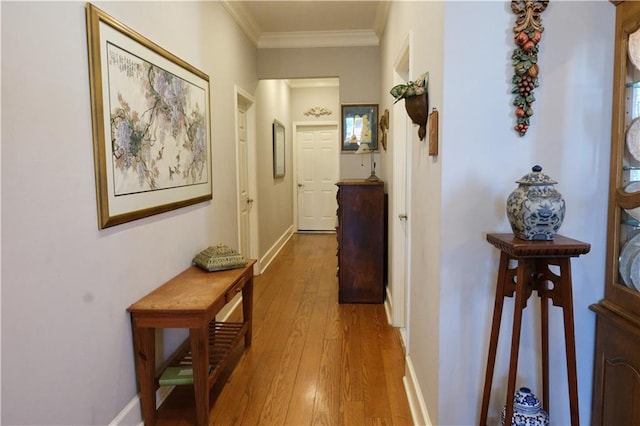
[220,0,261,46]
[222,1,385,49]
[286,78,340,88]
[259,30,379,49]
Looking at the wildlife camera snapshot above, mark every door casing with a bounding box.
[235,86,259,272]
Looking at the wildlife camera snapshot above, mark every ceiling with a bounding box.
[221,1,389,48]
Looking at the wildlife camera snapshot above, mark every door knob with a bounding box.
[398,214,408,221]
[247,198,254,204]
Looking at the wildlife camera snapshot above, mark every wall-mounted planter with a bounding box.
[390,72,429,141]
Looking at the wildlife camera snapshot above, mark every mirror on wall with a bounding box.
[273,119,285,178]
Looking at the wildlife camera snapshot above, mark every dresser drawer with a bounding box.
[225,276,246,303]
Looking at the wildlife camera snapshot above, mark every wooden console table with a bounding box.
[479,234,589,426]
[127,260,255,426]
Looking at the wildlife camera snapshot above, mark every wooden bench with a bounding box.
[127,260,255,425]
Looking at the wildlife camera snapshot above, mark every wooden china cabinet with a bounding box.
[590,2,640,424]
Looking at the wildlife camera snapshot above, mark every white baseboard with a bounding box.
[398,327,407,349]
[384,286,407,349]
[403,354,433,426]
[384,286,393,324]
[109,384,174,426]
[259,225,294,273]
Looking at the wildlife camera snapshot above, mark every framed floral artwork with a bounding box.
[86,3,212,228]
[341,104,378,151]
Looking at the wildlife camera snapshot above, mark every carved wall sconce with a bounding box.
[511,0,549,136]
[428,108,438,156]
[379,109,389,151]
[304,106,332,117]
[390,72,429,141]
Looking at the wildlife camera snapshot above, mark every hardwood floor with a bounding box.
[156,233,413,425]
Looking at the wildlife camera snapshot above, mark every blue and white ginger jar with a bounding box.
[506,165,565,241]
[501,387,549,426]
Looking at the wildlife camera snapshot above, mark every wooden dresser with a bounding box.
[336,180,384,303]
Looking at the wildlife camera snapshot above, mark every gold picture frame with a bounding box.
[86,3,212,228]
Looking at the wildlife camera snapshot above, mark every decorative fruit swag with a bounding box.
[511,0,549,136]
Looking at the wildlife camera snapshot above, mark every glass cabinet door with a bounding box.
[612,23,640,299]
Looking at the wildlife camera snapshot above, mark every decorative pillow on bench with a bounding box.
[193,244,247,272]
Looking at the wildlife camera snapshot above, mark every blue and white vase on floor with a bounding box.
[506,165,565,241]
[501,387,549,426]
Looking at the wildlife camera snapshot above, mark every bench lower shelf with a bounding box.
[158,321,248,388]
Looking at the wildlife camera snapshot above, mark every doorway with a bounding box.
[235,87,258,268]
[390,35,413,346]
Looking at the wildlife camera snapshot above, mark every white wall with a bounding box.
[380,1,445,422]
[255,80,294,256]
[258,46,380,103]
[382,1,614,425]
[439,3,613,425]
[1,2,257,424]
[258,47,382,179]
[290,85,340,122]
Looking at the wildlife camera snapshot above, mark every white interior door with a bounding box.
[391,97,410,331]
[296,124,339,231]
[390,37,412,339]
[236,93,254,258]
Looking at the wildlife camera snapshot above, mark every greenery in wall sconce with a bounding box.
[511,0,549,136]
[390,72,429,141]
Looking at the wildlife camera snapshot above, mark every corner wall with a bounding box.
[381,1,614,425]
[255,80,294,257]
[379,1,445,423]
[439,3,613,424]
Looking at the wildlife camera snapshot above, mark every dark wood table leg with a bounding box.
[479,252,510,426]
[539,264,550,414]
[242,274,253,347]
[559,258,580,426]
[190,326,210,426]
[132,325,156,426]
[504,260,529,425]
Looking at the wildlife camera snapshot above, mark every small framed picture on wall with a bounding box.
[341,104,378,151]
